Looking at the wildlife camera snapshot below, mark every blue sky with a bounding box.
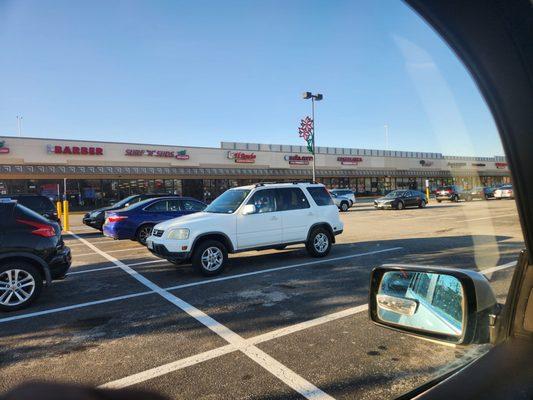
[0,0,503,156]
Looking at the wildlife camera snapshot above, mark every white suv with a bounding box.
[146,182,343,276]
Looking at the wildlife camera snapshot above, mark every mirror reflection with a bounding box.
[377,271,464,336]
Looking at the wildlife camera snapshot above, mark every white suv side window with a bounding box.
[276,188,310,211]
[246,189,277,214]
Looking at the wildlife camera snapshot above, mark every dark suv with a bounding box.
[435,185,469,202]
[0,194,60,223]
[83,193,179,231]
[0,200,71,311]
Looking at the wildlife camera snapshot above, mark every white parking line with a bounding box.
[76,247,153,257]
[0,247,403,324]
[100,260,518,388]
[69,259,169,275]
[463,213,518,222]
[101,305,369,389]
[101,344,238,389]
[0,290,155,323]
[68,239,118,247]
[70,231,335,400]
[479,261,516,277]
[163,247,404,292]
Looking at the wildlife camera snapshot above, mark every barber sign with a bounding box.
[47,144,104,155]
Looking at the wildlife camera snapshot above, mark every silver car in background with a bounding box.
[330,189,356,206]
[330,192,352,212]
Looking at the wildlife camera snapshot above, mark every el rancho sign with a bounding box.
[227,151,256,163]
[284,154,313,165]
[125,148,190,160]
[47,144,103,155]
[337,156,362,165]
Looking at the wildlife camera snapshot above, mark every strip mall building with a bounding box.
[0,136,510,210]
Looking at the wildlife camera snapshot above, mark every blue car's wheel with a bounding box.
[136,224,154,246]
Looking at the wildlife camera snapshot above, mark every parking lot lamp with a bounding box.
[302,92,323,182]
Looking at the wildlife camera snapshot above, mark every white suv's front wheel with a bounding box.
[192,240,228,276]
[306,227,332,258]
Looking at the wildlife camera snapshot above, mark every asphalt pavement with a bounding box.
[0,199,522,399]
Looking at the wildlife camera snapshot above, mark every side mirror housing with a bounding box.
[242,204,256,215]
[369,264,498,345]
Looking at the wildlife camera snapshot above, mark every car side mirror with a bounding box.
[242,204,256,215]
[369,265,497,345]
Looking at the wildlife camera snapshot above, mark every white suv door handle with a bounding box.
[271,216,279,221]
[307,212,313,216]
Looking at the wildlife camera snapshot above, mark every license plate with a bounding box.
[147,240,153,249]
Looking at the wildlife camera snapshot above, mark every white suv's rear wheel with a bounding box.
[192,240,228,276]
[306,227,332,257]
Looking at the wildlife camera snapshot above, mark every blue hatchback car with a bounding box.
[102,196,206,245]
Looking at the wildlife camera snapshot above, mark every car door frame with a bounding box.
[398,0,533,398]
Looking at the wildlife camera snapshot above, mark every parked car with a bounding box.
[465,186,491,200]
[329,189,356,206]
[483,186,496,199]
[0,194,60,223]
[374,190,427,210]
[435,185,469,202]
[103,197,206,245]
[0,199,71,311]
[146,182,343,276]
[83,193,178,231]
[493,185,514,199]
[330,192,351,212]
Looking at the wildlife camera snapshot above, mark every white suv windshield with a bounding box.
[204,189,251,214]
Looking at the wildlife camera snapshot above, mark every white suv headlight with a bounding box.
[167,228,190,240]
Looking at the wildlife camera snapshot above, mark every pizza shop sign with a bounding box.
[337,156,363,165]
[284,154,313,165]
[125,148,190,160]
[227,151,256,163]
[47,144,103,155]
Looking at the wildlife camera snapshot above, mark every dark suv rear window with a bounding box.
[306,187,334,206]
[14,204,51,223]
[14,196,54,211]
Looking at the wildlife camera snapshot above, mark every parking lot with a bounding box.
[0,199,523,399]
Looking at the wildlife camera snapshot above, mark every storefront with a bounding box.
[0,137,511,210]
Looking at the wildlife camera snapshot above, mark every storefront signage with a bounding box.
[337,156,362,165]
[0,141,9,154]
[419,160,434,167]
[227,151,256,163]
[124,148,190,160]
[471,163,486,167]
[495,162,508,169]
[284,154,313,165]
[47,144,103,155]
[447,162,466,168]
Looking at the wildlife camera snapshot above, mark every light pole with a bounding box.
[302,92,323,182]
[384,124,389,151]
[16,115,23,137]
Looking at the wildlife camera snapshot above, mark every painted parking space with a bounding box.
[0,200,523,399]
